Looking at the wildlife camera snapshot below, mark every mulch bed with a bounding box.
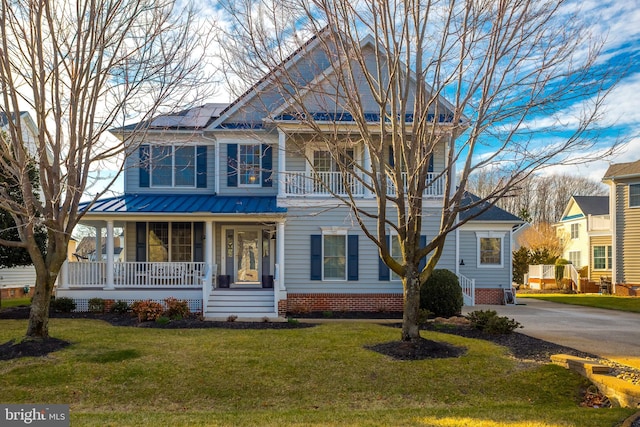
[0,307,594,364]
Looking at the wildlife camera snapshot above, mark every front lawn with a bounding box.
[0,319,633,426]
[0,297,30,309]
[519,294,640,313]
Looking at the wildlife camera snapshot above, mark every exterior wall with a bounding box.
[589,234,612,281]
[125,136,216,194]
[282,204,455,295]
[286,293,403,313]
[474,288,505,305]
[616,183,640,285]
[557,218,588,268]
[215,133,279,196]
[0,266,37,292]
[457,224,513,291]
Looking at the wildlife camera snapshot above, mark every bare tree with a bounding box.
[0,0,215,339]
[218,0,619,341]
[467,173,608,224]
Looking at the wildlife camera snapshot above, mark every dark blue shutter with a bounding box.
[428,155,433,173]
[193,222,204,262]
[135,222,147,261]
[378,235,390,281]
[418,235,427,271]
[261,144,272,187]
[310,235,322,280]
[388,146,394,167]
[227,144,238,187]
[347,235,359,281]
[196,146,207,188]
[139,146,150,188]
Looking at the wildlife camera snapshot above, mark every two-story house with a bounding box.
[554,196,612,281]
[55,32,522,317]
[602,159,640,295]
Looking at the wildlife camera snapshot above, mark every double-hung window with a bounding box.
[390,234,402,281]
[150,145,196,187]
[323,233,346,280]
[593,245,612,270]
[476,232,505,268]
[312,148,356,194]
[148,222,193,262]
[570,223,579,239]
[239,144,262,186]
[630,184,640,208]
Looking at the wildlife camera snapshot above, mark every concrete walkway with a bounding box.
[462,298,640,369]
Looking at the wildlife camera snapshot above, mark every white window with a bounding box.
[476,232,505,268]
[239,144,262,186]
[570,223,579,239]
[568,251,581,268]
[630,184,640,208]
[593,245,612,270]
[390,234,402,281]
[322,230,347,280]
[150,145,196,187]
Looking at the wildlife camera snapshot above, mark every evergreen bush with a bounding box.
[420,269,463,318]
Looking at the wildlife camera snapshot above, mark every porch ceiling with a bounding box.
[79,194,287,216]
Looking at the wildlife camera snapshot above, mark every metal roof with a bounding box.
[80,194,286,215]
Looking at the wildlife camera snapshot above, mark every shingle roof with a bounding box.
[603,159,640,180]
[0,111,27,127]
[459,192,523,222]
[572,196,609,216]
[79,194,286,215]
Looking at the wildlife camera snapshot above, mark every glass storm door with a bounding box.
[235,230,260,284]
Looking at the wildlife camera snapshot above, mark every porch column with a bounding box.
[205,220,213,290]
[94,226,102,261]
[276,220,286,290]
[363,145,372,198]
[58,260,69,289]
[105,220,115,290]
[277,129,286,198]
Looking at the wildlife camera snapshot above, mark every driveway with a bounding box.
[462,298,640,369]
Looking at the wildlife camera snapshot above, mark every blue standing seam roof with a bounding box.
[80,194,287,214]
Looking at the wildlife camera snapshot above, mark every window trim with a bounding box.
[237,143,263,187]
[475,232,505,269]
[321,227,348,281]
[592,245,612,270]
[629,183,640,208]
[148,144,198,188]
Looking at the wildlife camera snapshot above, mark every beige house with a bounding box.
[554,196,611,281]
[603,160,640,294]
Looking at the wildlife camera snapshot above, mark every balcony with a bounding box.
[282,171,445,197]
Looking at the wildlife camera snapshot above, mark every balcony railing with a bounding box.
[282,171,444,197]
[64,262,206,288]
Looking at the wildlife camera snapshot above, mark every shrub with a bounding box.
[227,314,238,322]
[164,297,190,320]
[467,309,521,334]
[484,316,522,335]
[51,297,76,313]
[155,316,171,325]
[87,298,105,313]
[467,309,498,331]
[417,308,432,327]
[555,259,570,289]
[420,269,463,318]
[110,300,130,314]
[131,300,164,322]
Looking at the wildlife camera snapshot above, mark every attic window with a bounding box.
[630,183,640,208]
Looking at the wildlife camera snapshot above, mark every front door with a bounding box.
[223,226,267,287]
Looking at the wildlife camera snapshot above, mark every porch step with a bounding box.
[204,289,278,320]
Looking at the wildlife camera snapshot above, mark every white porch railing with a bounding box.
[457,273,475,306]
[564,263,580,289]
[65,262,206,288]
[528,264,555,280]
[283,171,444,197]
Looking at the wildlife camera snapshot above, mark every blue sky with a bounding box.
[93,0,640,197]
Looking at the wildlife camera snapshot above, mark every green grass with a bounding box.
[519,293,640,313]
[0,319,634,426]
[0,297,30,309]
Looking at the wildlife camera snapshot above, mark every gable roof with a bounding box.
[572,196,609,216]
[459,192,523,223]
[603,159,640,180]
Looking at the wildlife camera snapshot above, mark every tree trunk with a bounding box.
[26,272,56,339]
[401,270,422,342]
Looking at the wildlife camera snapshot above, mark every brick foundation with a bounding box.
[0,286,33,300]
[286,293,403,314]
[474,288,506,305]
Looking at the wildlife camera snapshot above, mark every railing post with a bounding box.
[105,220,115,290]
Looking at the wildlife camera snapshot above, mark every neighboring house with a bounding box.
[56,32,522,317]
[73,236,124,262]
[554,196,611,281]
[602,160,640,294]
[0,111,40,159]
